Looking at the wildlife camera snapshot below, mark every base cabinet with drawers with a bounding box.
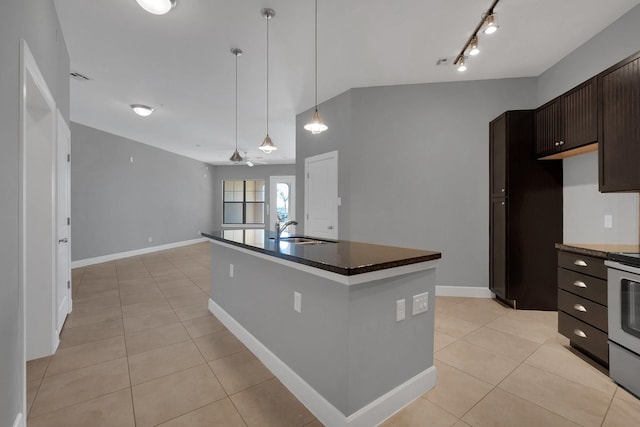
[556,248,608,367]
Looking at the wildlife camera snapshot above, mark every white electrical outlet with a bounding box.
[412,292,429,316]
[229,264,234,278]
[604,214,613,229]
[294,292,302,313]
[396,299,405,322]
[148,236,153,243]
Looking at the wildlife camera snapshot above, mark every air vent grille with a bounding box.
[70,71,90,81]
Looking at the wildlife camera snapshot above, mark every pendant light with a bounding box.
[230,48,244,163]
[259,8,278,153]
[304,0,328,135]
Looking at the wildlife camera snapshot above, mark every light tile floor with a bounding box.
[26,243,640,426]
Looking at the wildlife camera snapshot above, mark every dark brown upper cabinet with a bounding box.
[489,114,507,198]
[536,77,598,159]
[598,51,640,192]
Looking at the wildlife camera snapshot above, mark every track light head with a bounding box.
[457,58,467,72]
[469,36,480,56]
[483,13,498,34]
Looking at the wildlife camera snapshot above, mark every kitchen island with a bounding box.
[202,229,440,427]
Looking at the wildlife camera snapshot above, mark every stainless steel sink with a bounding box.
[270,236,331,245]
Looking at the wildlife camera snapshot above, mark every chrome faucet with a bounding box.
[275,219,298,240]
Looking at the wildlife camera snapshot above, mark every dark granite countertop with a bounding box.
[555,243,640,259]
[202,229,441,276]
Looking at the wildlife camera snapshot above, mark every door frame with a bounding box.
[269,176,296,232]
[56,110,72,332]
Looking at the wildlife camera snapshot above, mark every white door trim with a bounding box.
[56,110,72,332]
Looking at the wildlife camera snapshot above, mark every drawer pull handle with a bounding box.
[573,304,587,313]
[573,280,587,288]
[573,329,587,338]
[574,260,588,267]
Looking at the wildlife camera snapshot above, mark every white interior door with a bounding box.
[304,151,338,239]
[269,176,296,233]
[56,111,71,334]
[21,40,58,361]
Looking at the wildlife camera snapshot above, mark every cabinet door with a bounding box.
[535,98,561,156]
[489,114,507,198]
[562,77,598,150]
[489,198,507,299]
[599,52,640,192]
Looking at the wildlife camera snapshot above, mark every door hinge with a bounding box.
[306,213,309,220]
[307,172,309,179]
[67,217,70,225]
[67,153,70,162]
[67,280,71,289]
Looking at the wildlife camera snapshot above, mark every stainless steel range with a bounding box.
[606,252,640,398]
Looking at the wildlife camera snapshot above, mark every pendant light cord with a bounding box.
[314,0,318,111]
[235,51,238,150]
[266,14,270,135]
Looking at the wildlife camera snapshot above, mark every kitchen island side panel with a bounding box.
[210,243,351,414]
[347,270,436,414]
[210,242,437,417]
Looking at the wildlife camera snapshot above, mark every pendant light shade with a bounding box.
[259,8,278,153]
[230,47,244,163]
[304,110,328,134]
[304,0,328,135]
[229,149,243,163]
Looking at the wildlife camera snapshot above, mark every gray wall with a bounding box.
[212,164,296,230]
[70,123,216,261]
[297,78,537,288]
[537,4,640,244]
[0,0,69,424]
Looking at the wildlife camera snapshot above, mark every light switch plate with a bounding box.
[412,292,429,316]
[604,214,613,229]
[396,299,405,322]
[229,264,234,278]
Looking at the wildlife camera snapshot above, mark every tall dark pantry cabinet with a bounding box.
[489,111,563,310]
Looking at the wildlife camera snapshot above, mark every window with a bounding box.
[223,180,265,225]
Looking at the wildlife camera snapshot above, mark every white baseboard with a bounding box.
[13,412,24,427]
[71,238,207,268]
[436,285,494,298]
[209,298,437,427]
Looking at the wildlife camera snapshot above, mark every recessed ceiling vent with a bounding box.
[70,71,90,81]
[436,58,450,66]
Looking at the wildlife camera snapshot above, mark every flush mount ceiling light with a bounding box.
[304,0,328,135]
[259,8,278,153]
[136,0,177,15]
[229,48,244,164]
[453,0,500,72]
[130,104,154,116]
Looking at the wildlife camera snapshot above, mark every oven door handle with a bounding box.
[573,329,587,338]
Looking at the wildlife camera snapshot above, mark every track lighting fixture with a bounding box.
[457,58,467,72]
[453,0,500,72]
[469,36,480,56]
[483,13,498,34]
[259,8,278,153]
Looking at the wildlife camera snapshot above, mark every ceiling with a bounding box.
[53,0,640,165]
